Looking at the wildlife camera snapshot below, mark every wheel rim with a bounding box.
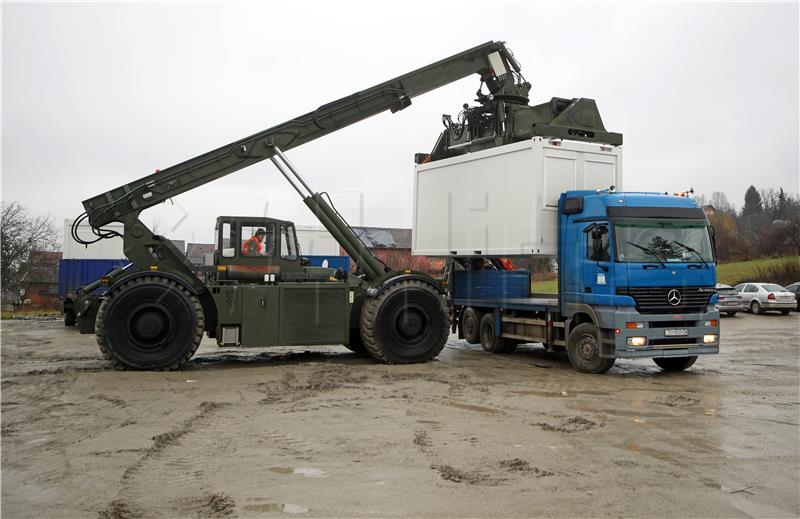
[575,333,599,362]
[388,303,430,346]
[752,301,760,312]
[124,302,174,352]
[464,314,476,337]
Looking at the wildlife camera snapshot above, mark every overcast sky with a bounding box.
[3,1,798,245]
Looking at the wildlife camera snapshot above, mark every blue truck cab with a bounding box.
[450,190,720,374]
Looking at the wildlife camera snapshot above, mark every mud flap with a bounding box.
[600,329,616,359]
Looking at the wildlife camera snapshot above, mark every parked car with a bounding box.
[734,282,797,315]
[715,283,744,316]
[783,282,800,311]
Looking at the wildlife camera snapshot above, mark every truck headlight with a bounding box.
[703,334,718,344]
[627,336,647,347]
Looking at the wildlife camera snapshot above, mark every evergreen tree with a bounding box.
[741,185,763,218]
[777,187,788,220]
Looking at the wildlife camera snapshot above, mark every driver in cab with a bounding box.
[242,228,272,256]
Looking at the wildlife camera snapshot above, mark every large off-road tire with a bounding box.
[95,276,204,370]
[653,355,697,372]
[566,323,615,374]
[750,300,763,315]
[479,312,516,353]
[461,307,483,345]
[359,280,449,364]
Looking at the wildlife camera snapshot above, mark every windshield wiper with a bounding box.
[671,240,709,268]
[625,241,666,267]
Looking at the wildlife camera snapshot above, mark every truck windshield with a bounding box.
[614,219,714,264]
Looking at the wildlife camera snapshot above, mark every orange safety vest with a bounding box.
[242,235,262,256]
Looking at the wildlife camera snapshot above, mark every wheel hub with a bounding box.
[134,311,166,340]
[397,310,424,338]
[126,303,172,348]
[577,334,598,361]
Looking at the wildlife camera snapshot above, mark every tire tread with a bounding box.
[96,276,204,370]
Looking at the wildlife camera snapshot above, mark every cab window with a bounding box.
[586,226,610,262]
[219,222,236,258]
[240,223,275,257]
[281,224,298,260]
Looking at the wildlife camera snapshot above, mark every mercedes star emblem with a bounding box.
[667,289,681,306]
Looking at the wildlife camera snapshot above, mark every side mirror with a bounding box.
[709,226,717,257]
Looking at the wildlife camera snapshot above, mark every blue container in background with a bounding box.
[305,255,350,272]
[58,259,130,298]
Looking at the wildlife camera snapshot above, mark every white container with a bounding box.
[295,225,342,256]
[63,219,125,259]
[412,137,622,257]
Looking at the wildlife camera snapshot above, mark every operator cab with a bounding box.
[213,216,342,283]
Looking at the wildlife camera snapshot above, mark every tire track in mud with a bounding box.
[99,401,233,519]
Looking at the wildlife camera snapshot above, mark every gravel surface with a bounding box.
[1,312,798,518]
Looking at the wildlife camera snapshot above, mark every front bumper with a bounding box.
[606,306,720,359]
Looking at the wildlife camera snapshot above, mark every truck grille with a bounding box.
[617,286,713,314]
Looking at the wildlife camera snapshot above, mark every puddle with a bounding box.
[293,467,327,478]
[510,389,610,398]
[443,401,500,414]
[243,503,310,514]
[728,496,791,518]
[270,466,327,478]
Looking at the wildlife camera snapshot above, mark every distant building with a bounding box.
[186,243,214,265]
[20,250,62,309]
[171,240,186,255]
[344,226,445,277]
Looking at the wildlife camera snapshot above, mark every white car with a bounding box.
[734,282,796,315]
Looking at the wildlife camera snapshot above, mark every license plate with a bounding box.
[665,328,689,337]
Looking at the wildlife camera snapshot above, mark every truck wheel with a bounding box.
[479,313,515,353]
[566,323,615,374]
[95,276,204,370]
[750,301,763,315]
[461,307,483,344]
[360,280,449,364]
[653,356,697,371]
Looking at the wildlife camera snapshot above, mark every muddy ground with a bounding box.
[1,312,798,518]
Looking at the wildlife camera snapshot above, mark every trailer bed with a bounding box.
[451,294,559,312]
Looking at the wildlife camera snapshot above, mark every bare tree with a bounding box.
[710,191,733,214]
[1,201,61,302]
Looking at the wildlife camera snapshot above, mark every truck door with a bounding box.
[581,222,614,302]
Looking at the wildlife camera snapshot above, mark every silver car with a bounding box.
[734,282,797,315]
[784,282,800,311]
[715,283,744,316]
